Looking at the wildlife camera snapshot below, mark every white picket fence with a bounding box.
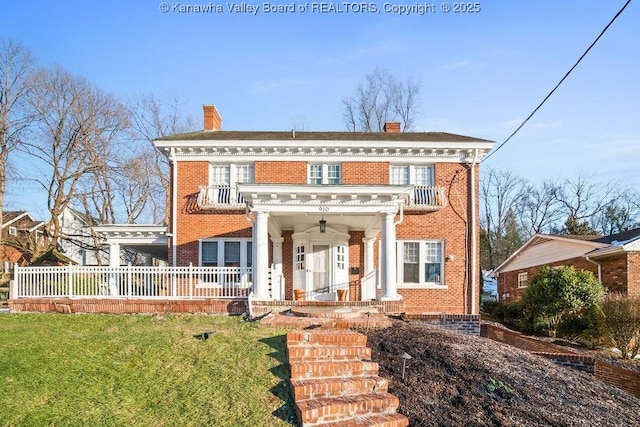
[11,264,257,299]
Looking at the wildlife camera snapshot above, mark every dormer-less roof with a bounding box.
[494,234,609,274]
[154,130,495,163]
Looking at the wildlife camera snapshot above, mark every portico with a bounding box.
[239,183,411,301]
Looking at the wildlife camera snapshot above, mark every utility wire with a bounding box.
[484,0,633,161]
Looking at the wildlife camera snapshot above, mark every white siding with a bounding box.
[501,240,599,273]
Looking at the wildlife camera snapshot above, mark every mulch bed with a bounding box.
[367,321,640,427]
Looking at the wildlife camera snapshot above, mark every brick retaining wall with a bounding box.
[9,298,247,315]
[482,323,640,398]
[404,314,481,335]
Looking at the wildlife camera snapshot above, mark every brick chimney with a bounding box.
[383,122,401,133]
[203,105,222,131]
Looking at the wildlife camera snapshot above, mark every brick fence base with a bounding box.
[9,298,247,315]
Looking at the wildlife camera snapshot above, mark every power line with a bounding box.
[484,0,633,161]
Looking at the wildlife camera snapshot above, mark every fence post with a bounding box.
[188,263,193,299]
[11,263,19,299]
[127,263,132,298]
[68,264,74,298]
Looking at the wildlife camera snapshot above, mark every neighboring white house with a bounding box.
[56,207,108,266]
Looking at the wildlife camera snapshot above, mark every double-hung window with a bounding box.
[200,239,252,267]
[308,163,341,184]
[391,165,434,205]
[208,163,253,204]
[398,240,444,286]
[517,272,528,288]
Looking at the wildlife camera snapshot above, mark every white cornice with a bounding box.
[154,140,493,163]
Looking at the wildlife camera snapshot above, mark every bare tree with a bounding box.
[0,38,35,228]
[480,167,526,270]
[128,94,195,223]
[24,66,129,249]
[342,67,421,132]
[552,173,615,235]
[591,186,640,235]
[517,179,563,236]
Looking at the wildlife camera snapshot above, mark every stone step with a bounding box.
[290,360,379,380]
[296,393,400,426]
[287,344,372,362]
[290,376,388,401]
[317,413,410,427]
[287,329,368,347]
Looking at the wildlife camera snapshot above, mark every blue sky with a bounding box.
[2,0,638,219]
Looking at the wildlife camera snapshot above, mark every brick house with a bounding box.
[153,105,494,315]
[494,228,640,303]
[0,211,46,271]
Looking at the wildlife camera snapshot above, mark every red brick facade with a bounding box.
[498,251,640,303]
[170,158,481,315]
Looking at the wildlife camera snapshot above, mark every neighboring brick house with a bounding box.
[153,105,494,315]
[494,228,640,302]
[0,211,46,272]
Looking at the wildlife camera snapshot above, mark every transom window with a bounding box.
[309,163,341,185]
[398,240,444,286]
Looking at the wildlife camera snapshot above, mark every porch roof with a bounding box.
[94,225,168,261]
[238,183,412,213]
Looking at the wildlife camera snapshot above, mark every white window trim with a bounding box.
[308,163,341,185]
[517,272,528,288]
[389,164,434,186]
[396,239,446,289]
[198,238,253,288]
[8,226,17,236]
[198,238,252,268]
[208,163,254,186]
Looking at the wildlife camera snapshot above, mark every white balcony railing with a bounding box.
[407,185,447,210]
[197,184,246,209]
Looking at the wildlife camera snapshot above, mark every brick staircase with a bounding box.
[286,329,409,427]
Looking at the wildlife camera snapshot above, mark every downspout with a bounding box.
[585,256,602,282]
[394,201,404,226]
[469,149,480,315]
[170,147,177,267]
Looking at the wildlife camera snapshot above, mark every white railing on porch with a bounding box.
[197,184,245,209]
[407,185,447,210]
[12,264,253,299]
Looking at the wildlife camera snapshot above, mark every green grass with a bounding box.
[0,313,296,426]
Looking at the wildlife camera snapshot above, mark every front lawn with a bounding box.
[0,313,295,426]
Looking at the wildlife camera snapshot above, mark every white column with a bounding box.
[270,237,284,300]
[380,211,400,300]
[108,243,120,296]
[108,243,120,267]
[271,237,284,273]
[253,211,271,300]
[363,237,375,274]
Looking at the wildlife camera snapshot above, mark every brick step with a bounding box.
[287,330,368,347]
[287,344,372,362]
[296,393,400,426]
[317,413,410,427]
[291,376,388,401]
[290,360,379,380]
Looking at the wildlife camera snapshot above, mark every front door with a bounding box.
[311,245,330,292]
